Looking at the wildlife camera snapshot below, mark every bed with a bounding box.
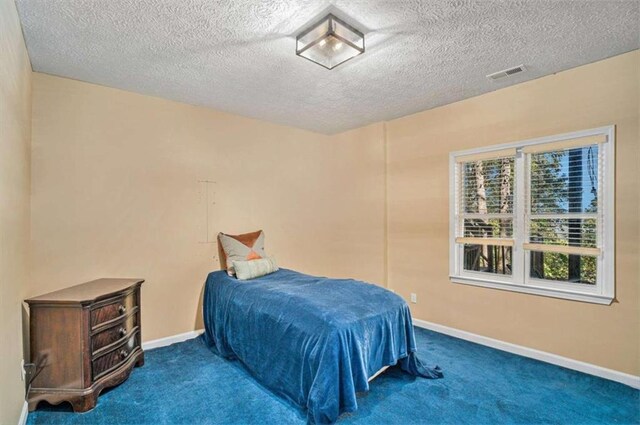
[202,268,442,424]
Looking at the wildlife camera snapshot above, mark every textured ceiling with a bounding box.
[16,0,640,134]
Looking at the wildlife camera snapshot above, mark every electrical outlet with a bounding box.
[410,293,417,303]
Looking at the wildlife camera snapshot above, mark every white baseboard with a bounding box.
[18,401,28,425]
[142,329,204,350]
[413,319,640,389]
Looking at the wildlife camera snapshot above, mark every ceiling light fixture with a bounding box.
[296,14,364,70]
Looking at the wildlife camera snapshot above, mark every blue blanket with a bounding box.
[202,269,442,423]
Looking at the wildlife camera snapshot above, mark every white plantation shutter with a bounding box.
[524,138,605,258]
[450,127,615,304]
[456,153,516,247]
[520,134,606,154]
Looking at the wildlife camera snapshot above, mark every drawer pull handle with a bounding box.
[118,305,126,314]
[120,349,128,359]
[118,327,127,337]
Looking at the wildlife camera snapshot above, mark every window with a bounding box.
[449,127,614,304]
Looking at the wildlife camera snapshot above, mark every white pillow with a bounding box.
[232,258,279,281]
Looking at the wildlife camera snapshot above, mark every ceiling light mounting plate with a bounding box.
[296,14,365,70]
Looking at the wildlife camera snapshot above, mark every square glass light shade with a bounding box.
[296,14,364,69]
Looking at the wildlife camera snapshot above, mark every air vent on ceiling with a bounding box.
[486,64,526,81]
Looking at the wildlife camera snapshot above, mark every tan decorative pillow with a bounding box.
[217,230,267,276]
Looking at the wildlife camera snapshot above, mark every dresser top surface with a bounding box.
[26,278,144,305]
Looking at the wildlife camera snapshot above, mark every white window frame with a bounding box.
[449,126,615,305]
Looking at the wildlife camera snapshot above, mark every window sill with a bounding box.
[450,275,613,305]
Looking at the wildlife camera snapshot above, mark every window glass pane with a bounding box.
[529,251,596,285]
[463,244,512,275]
[530,145,598,215]
[529,218,596,248]
[463,218,513,238]
[463,157,514,214]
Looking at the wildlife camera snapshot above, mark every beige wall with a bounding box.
[386,51,639,375]
[0,0,32,423]
[29,73,386,341]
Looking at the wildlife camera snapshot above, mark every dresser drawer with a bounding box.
[90,292,137,329]
[91,314,138,354]
[92,331,140,380]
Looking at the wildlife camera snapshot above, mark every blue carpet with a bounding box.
[27,327,639,424]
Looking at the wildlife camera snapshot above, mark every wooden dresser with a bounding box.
[25,278,144,412]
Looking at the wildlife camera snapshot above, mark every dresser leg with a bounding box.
[27,399,39,412]
[135,352,145,367]
[70,394,97,413]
